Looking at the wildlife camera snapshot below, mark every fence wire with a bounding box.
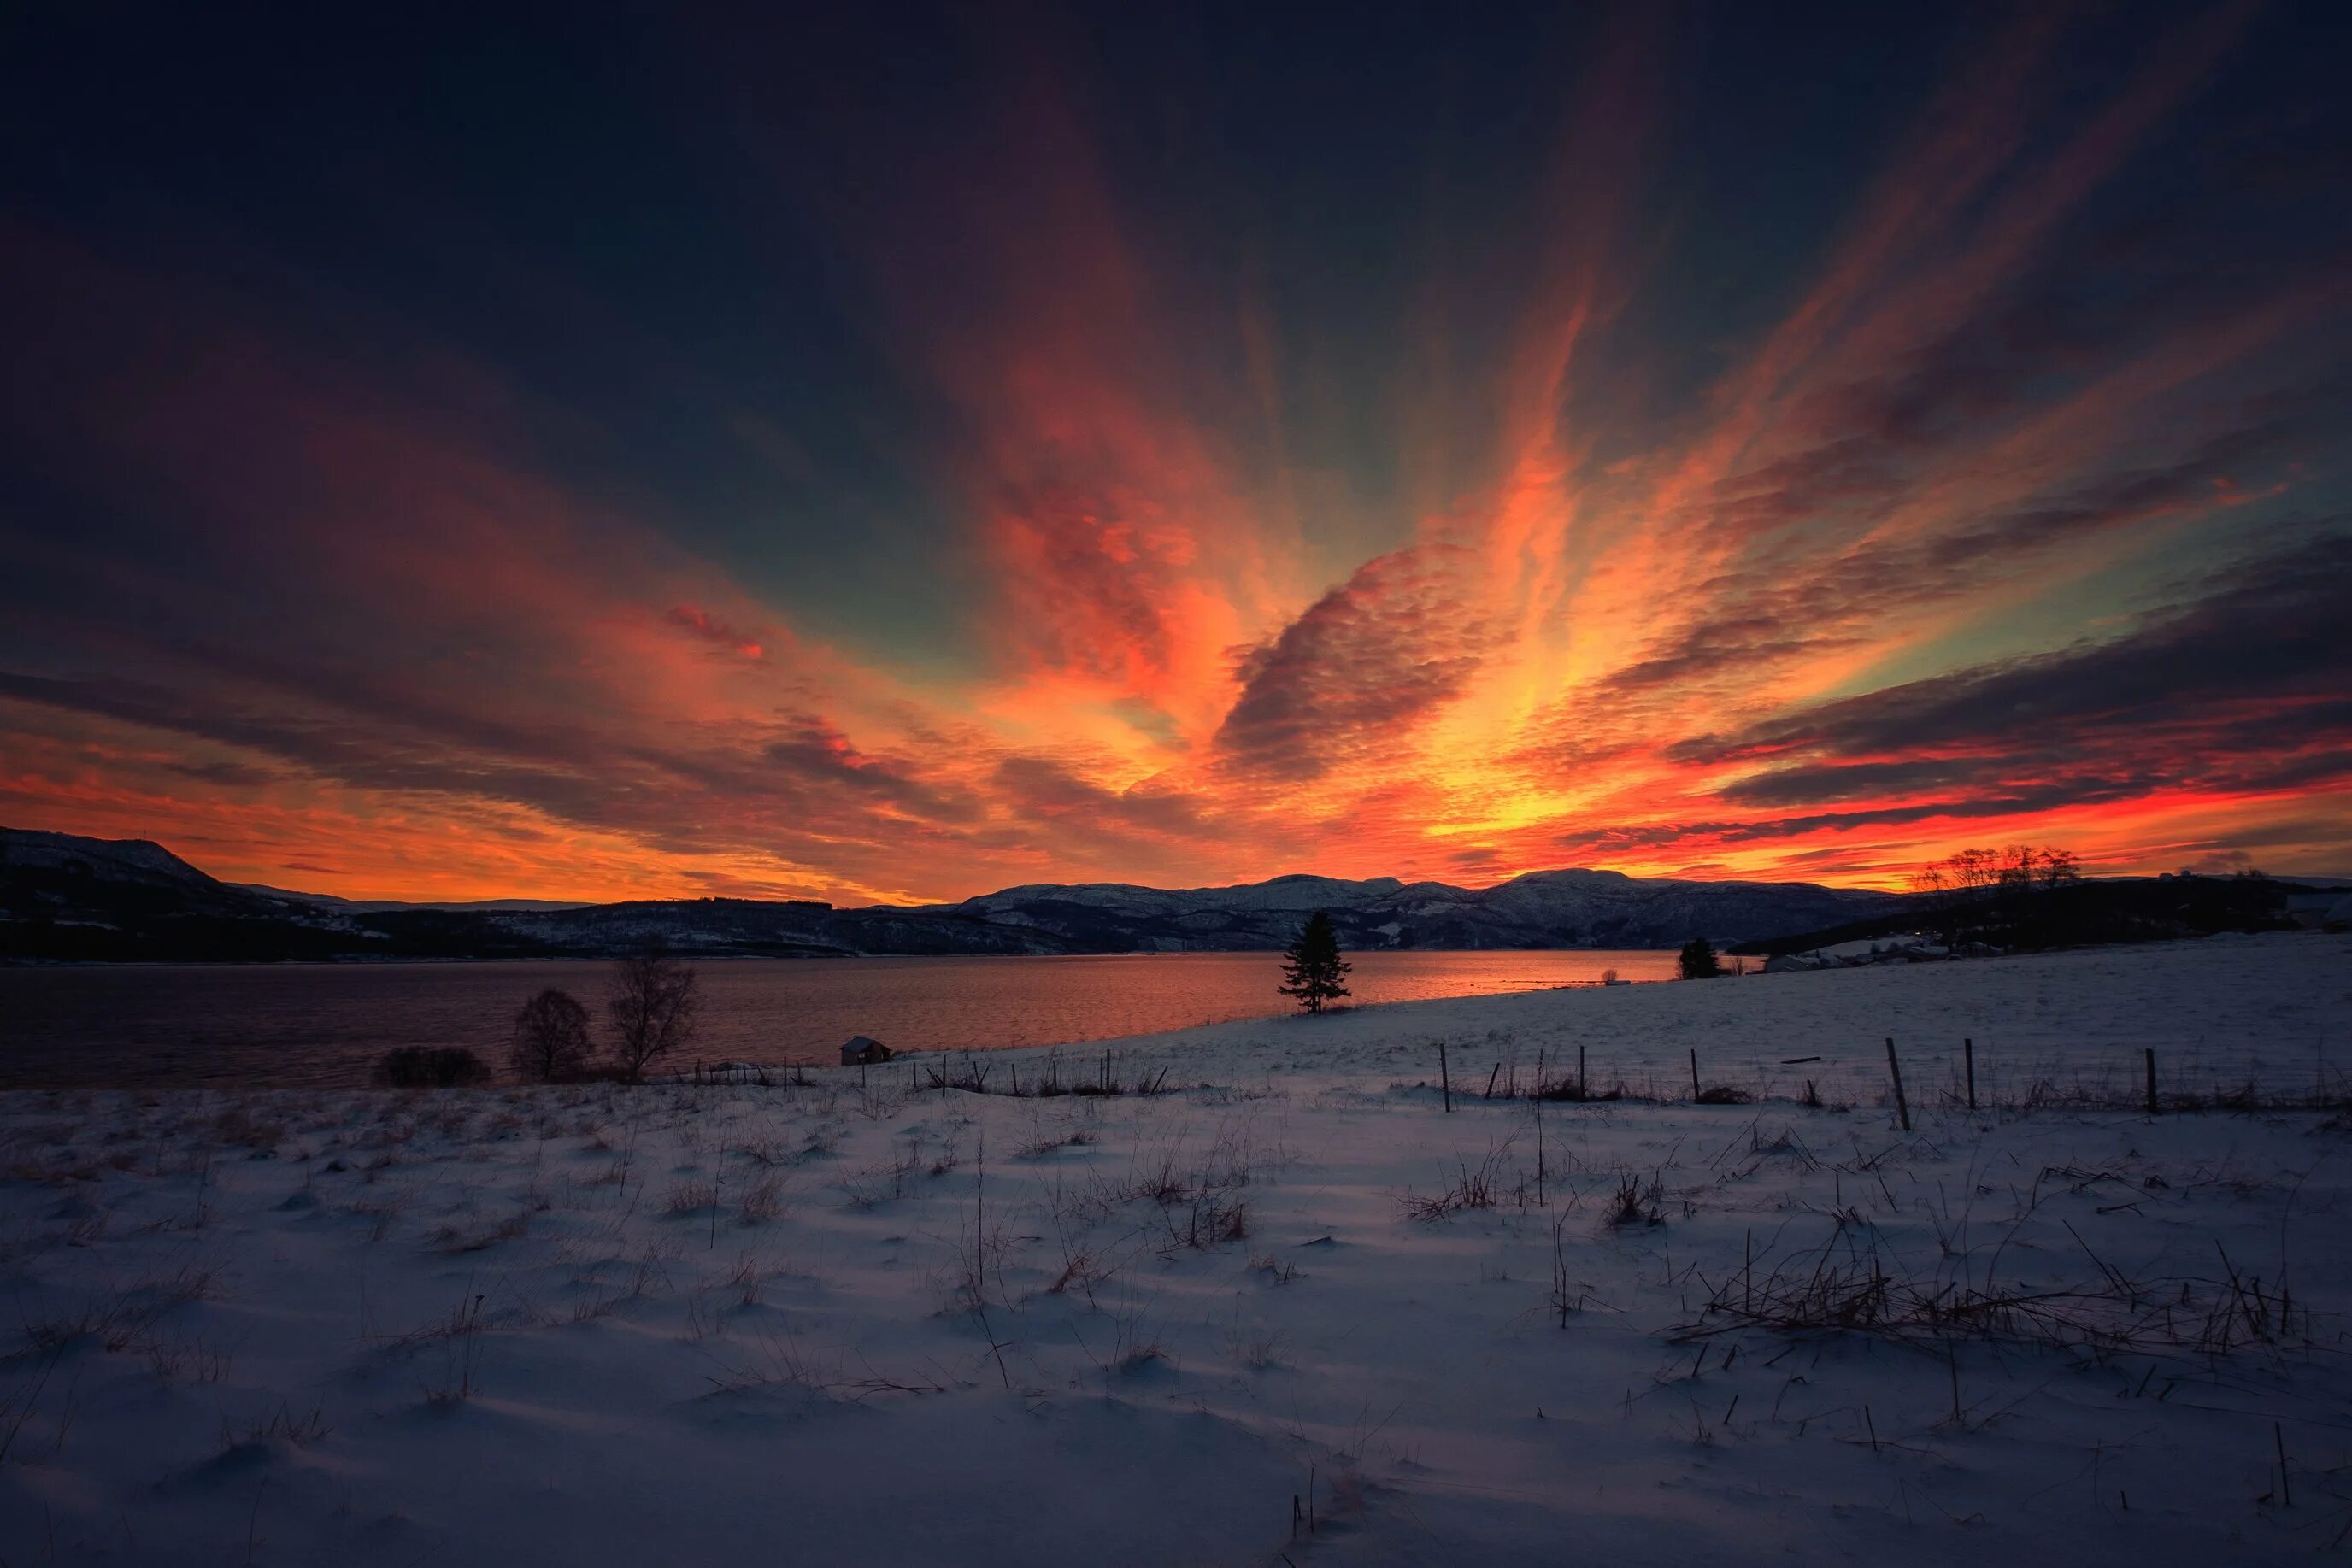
[1461,1032,2349,1113]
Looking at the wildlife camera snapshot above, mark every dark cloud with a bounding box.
[1681,530,2352,810]
[761,717,983,825]
[159,758,281,788]
[1612,400,2326,695]
[1214,546,1491,778]
[1607,617,1865,692]
[0,668,990,867]
[666,606,767,660]
[991,756,1211,838]
[1920,416,2313,571]
[1549,790,2108,859]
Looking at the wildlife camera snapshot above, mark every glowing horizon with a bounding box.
[3,6,2347,905]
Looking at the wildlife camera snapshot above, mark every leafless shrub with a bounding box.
[1749,1125,1822,1172]
[725,1252,767,1307]
[1015,1129,1098,1160]
[221,1401,331,1452]
[376,1048,491,1089]
[1227,1321,1285,1370]
[738,1173,786,1224]
[583,1159,631,1189]
[21,1261,220,1354]
[1547,1213,1583,1325]
[1123,1149,1194,1207]
[210,1108,285,1149]
[1607,1172,1663,1228]
[1248,1253,1300,1285]
[138,1332,236,1389]
[1044,1238,1113,1302]
[570,1249,669,1324]
[347,1190,412,1242]
[1169,1195,1250,1249]
[837,1150,922,1210]
[1398,1145,1512,1221]
[0,1351,62,1465]
[1678,1233,2315,1356]
[432,1210,532,1253]
[401,1290,490,1405]
[665,1178,721,1216]
[730,1135,791,1168]
[699,1325,834,1396]
[1531,1078,1627,1102]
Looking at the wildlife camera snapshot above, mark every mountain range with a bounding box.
[0,826,1902,962]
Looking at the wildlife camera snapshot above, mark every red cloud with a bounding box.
[666,606,767,661]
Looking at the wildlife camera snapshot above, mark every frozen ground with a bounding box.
[1,931,2349,1565]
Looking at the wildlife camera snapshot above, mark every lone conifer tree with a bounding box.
[1279,911,1351,1014]
[1677,936,1722,979]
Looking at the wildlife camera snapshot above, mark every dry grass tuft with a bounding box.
[221,1401,331,1451]
[1398,1146,1513,1221]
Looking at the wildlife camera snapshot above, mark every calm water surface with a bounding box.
[0,949,1678,1088]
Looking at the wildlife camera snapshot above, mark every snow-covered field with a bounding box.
[2,932,2349,1565]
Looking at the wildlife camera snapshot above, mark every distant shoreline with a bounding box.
[0,943,1681,970]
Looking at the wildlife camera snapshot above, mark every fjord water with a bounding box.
[0,948,1679,1088]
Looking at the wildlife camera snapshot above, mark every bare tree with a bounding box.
[510,987,592,1082]
[1948,847,2002,896]
[607,948,698,1083]
[2035,846,2082,889]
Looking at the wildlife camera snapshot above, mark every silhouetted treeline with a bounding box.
[1732,872,2299,958]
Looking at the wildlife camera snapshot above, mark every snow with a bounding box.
[1,932,2348,1564]
[1770,934,1952,971]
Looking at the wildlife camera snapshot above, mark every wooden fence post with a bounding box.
[1690,1048,1702,1101]
[1964,1037,1975,1111]
[1885,1038,1911,1131]
[1439,1042,1452,1113]
[2144,1048,2158,1115]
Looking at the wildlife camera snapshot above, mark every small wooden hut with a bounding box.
[838,1035,892,1066]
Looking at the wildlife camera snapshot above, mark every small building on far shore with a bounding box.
[839,1035,892,1066]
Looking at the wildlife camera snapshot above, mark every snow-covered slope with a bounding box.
[0,827,224,891]
[232,884,592,913]
[1,933,2345,1564]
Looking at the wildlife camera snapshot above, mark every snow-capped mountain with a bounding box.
[3,826,1900,960]
[919,867,1896,953]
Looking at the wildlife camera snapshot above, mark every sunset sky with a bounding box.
[3,3,2348,905]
